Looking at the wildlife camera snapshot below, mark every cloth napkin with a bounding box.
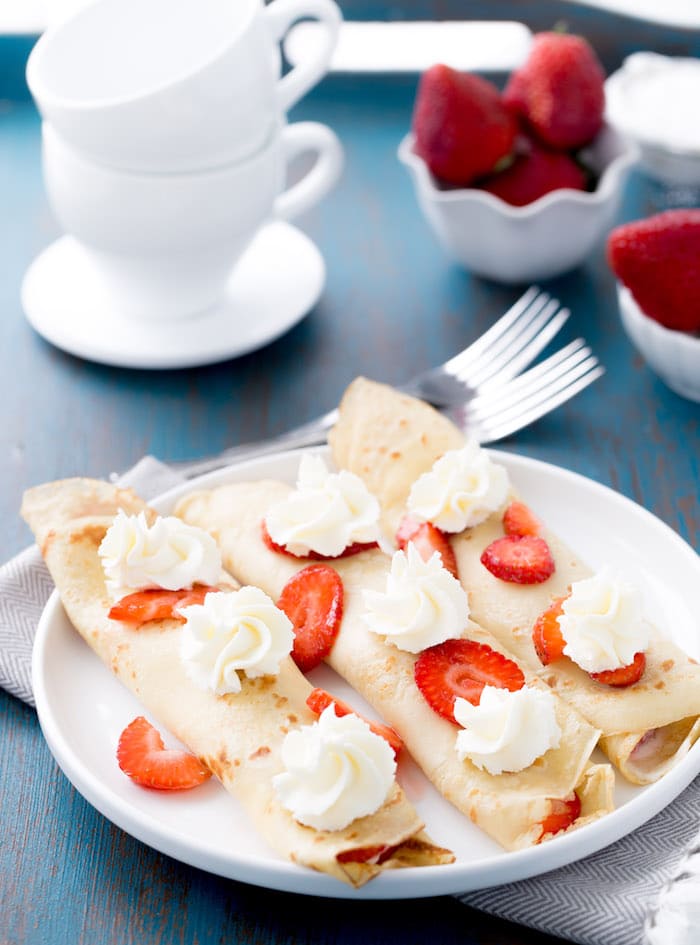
[1,458,698,945]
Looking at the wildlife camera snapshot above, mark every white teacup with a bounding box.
[42,120,343,320]
[28,0,341,173]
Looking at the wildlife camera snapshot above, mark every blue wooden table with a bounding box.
[1,4,699,943]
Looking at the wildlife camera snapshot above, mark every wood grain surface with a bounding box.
[1,4,699,944]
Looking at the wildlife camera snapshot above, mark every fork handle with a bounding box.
[172,409,339,479]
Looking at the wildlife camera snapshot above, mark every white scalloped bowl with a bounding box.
[617,283,700,402]
[398,124,638,284]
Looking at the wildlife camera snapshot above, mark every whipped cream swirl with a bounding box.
[363,543,470,652]
[558,569,650,674]
[454,685,561,775]
[407,441,509,533]
[178,587,294,696]
[265,454,381,557]
[272,705,396,831]
[99,509,221,600]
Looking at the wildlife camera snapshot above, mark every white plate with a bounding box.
[32,448,700,899]
[21,222,324,370]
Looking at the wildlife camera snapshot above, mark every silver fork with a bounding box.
[174,287,573,479]
[444,338,604,443]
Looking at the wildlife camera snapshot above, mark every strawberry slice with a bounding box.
[539,793,581,841]
[261,520,378,560]
[503,501,542,537]
[414,638,525,723]
[480,535,555,584]
[337,844,399,864]
[108,585,218,626]
[534,599,646,686]
[306,688,403,758]
[277,565,343,673]
[116,716,211,790]
[590,651,646,688]
[395,515,459,579]
[532,596,568,665]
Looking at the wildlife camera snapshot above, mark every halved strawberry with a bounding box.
[503,501,541,538]
[261,520,378,560]
[277,565,343,673]
[539,793,581,841]
[116,716,211,790]
[108,585,218,626]
[532,596,568,665]
[590,651,646,688]
[395,515,459,579]
[414,638,525,723]
[306,688,403,758]
[480,535,555,584]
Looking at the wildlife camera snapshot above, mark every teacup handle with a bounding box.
[265,0,341,112]
[274,122,343,221]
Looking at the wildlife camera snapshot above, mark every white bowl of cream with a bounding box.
[606,53,700,186]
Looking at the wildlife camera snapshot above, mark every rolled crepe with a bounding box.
[22,478,453,887]
[176,480,614,851]
[328,377,700,785]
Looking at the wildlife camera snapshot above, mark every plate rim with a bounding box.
[32,446,700,899]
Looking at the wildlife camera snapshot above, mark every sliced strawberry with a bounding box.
[306,688,403,758]
[337,844,399,864]
[261,520,378,560]
[539,793,581,841]
[503,501,542,538]
[108,585,218,626]
[395,515,459,580]
[532,596,568,665]
[117,716,211,790]
[480,535,555,584]
[277,565,343,673]
[589,651,646,688]
[414,638,525,723]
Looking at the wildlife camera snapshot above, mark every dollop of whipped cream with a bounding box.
[179,587,294,696]
[99,509,221,600]
[407,441,509,533]
[454,685,561,775]
[558,569,650,674]
[264,454,382,557]
[272,705,396,831]
[362,543,470,653]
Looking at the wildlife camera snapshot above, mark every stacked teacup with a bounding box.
[26,0,343,322]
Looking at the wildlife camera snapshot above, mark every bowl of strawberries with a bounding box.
[399,32,638,284]
[608,209,700,403]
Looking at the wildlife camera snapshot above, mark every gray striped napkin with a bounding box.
[1,457,698,945]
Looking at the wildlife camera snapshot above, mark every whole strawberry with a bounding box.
[607,210,700,333]
[412,64,517,186]
[479,137,586,206]
[504,33,605,150]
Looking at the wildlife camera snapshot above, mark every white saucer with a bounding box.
[21,221,325,370]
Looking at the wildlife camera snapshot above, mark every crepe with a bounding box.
[176,480,614,851]
[22,477,453,887]
[328,377,700,785]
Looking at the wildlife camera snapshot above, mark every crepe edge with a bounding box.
[601,717,700,786]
